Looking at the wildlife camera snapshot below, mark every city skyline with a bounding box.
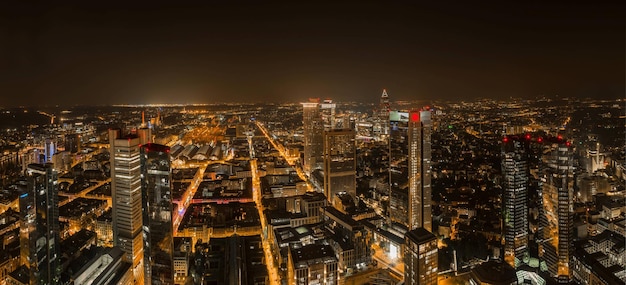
[1,1,624,107]
[0,95,623,284]
[0,1,624,284]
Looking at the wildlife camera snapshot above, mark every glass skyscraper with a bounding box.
[539,141,574,283]
[140,143,174,285]
[302,100,324,175]
[502,135,529,268]
[20,163,60,285]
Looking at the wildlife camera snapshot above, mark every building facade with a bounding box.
[140,143,174,285]
[404,227,438,285]
[288,244,338,285]
[388,111,409,226]
[19,163,60,285]
[323,129,356,206]
[378,89,390,138]
[502,135,529,268]
[539,141,574,283]
[407,110,432,232]
[109,129,144,283]
[302,100,324,175]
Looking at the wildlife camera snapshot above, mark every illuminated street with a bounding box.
[250,147,280,285]
[255,120,313,190]
[173,162,207,236]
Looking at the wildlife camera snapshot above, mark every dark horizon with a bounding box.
[1,1,624,107]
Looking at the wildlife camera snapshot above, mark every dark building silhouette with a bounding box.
[140,143,174,285]
[19,163,61,284]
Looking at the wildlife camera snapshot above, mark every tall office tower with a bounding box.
[19,163,60,284]
[388,111,409,225]
[501,135,529,268]
[44,139,55,163]
[404,227,438,285]
[109,129,144,283]
[323,128,357,205]
[320,99,337,129]
[140,143,174,285]
[539,140,574,283]
[407,110,432,232]
[378,89,390,137]
[302,99,324,175]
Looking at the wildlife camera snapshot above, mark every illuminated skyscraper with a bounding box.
[539,139,574,283]
[388,111,409,225]
[407,110,432,232]
[404,227,438,285]
[501,135,529,268]
[388,109,432,231]
[320,99,336,130]
[302,99,323,175]
[378,89,390,137]
[109,129,144,283]
[141,143,174,285]
[323,128,356,205]
[19,163,60,284]
[44,139,55,163]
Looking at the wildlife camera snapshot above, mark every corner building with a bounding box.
[404,227,438,285]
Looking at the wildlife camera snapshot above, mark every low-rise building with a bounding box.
[288,244,338,285]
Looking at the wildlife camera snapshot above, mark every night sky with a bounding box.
[1,1,623,107]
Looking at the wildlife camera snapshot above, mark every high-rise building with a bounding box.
[388,109,432,231]
[19,163,60,284]
[404,227,438,285]
[388,111,409,225]
[302,99,324,175]
[44,139,55,163]
[501,135,529,268]
[323,128,356,206]
[378,89,390,137]
[407,110,432,232]
[539,139,574,283]
[320,99,337,130]
[109,129,144,283]
[140,143,174,285]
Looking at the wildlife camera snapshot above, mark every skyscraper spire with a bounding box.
[381,88,388,98]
